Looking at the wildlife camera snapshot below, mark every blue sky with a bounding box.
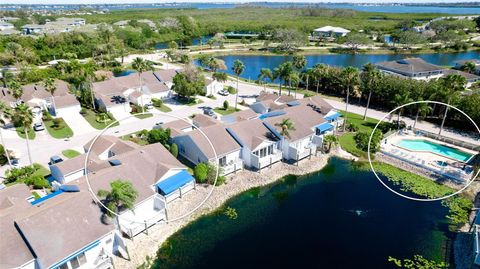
[3,0,480,4]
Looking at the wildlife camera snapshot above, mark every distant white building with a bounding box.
[0,22,14,31]
[312,26,350,39]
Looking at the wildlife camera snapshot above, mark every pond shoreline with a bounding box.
[113,151,340,269]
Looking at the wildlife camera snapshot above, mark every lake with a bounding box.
[150,158,452,269]
[210,51,480,81]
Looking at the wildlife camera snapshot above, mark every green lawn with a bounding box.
[62,149,81,159]
[32,191,41,200]
[44,118,74,139]
[130,104,153,119]
[121,131,149,146]
[155,104,172,112]
[32,163,51,177]
[213,107,241,116]
[82,109,119,129]
[16,127,36,140]
[338,111,379,159]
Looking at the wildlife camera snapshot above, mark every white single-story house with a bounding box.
[171,122,243,175]
[312,26,350,39]
[226,118,282,170]
[93,71,173,112]
[204,78,223,96]
[0,184,126,269]
[375,58,445,81]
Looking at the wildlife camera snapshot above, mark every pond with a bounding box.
[150,158,452,269]
[210,50,480,81]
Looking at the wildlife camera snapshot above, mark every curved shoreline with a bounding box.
[112,151,339,268]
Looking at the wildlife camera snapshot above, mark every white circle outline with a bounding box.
[83,110,219,224]
[367,100,480,202]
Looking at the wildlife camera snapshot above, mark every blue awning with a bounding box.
[258,110,286,120]
[156,170,194,195]
[286,100,300,107]
[31,190,63,206]
[324,112,341,121]
[316,122,334,133]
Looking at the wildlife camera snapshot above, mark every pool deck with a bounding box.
[382,132,477,183]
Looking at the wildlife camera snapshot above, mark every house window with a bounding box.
[267,145,273,155]
[70,257,80,269]
[59,264,69,269]
[219,156,227,167]
[77,253,87,265]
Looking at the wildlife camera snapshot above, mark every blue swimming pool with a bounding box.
[395,139,473,162]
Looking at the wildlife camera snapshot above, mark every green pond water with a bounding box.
[150,158,453,269]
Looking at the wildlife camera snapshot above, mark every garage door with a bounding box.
[58,106,96,135]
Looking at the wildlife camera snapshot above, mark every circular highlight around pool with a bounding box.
[367,100,480,202]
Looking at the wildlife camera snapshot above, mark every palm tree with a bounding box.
[437,74,466,136]
[292,54,307,71]
[322,134,339,153]
[258,68,273,92]
[0,101,12,168]
[341,66,360,132]
[14,103,34,166]
[361,63,381,120]
[275,118,296,139]
[232,59,245,110]
[97,180,138,218]
[275,61,294,96]
[132,57,154,113]
[393,92,413,129]
[312,64,327,94]
[9,81,23,103]
[43,78,57,114]
[288,71,300,97]
[292,54,307,97]
[413,101,432,130]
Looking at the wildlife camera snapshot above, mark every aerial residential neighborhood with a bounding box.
[1,2,480,269]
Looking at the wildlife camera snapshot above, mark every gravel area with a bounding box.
[112,151,336,269]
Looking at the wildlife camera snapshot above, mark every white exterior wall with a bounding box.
[173,136,208,165]
[240,147,253,168]
[50,166,85,184]
[130,94,152,106]
[151,91,171,100]
[205,81,223,95]
[18,259,36,269]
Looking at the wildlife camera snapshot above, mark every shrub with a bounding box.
[226,86,237,94]
[80,108,87,115]
[207,94,216,99]
[52,118,63,129]
[170,143,178,158]
[152,98,163,107]
[193,163,208,183]
[42,111,52,121]
[0,145,7,166]
[147,128,171,146]
[348,123,359,132]
[223,100,229,110]
[354,129,383,153]
[5,166,35,184]
[24,175,50,189]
